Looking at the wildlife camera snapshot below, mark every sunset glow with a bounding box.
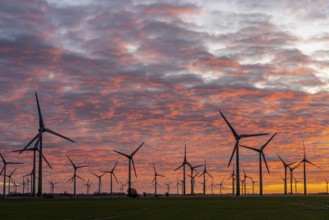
[1,0,329,195]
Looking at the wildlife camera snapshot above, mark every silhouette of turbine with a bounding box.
[101,161,119,195]
[6,168,17,195]
[174,144,189,196]
[216,179,225,195]
[0,153,23,197]
[13,137,52,197]
[188,163,202,195]
[288,164,300,195]
[67,155,89,196]
[240,132,277,196]
[227,164,236,195]
[165,182,172,194]
[152,164,164,197]
[49,181,58,194]
[277,155,296,195]
[20,92,75,197]
[113,142,144,197]
[294,177,301,194]
[219,109,268,196]
[91,172,107,194]
[198,158,213,195]
[297,141,320,195]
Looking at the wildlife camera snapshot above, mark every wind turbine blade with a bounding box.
[131,158,137,178]
[239,145,259,152]
[228,146,236,167]
[174,164,184,171]
[91,172,98,177]
[9,168,17,176]
[151,177,155,184]
[193,164,203,170]
[113,172,119,183]
[42,153,52,169]
[67,176,74,182]
[77,165,89,169]
[240,133,269,138]
[277,154,286,166]
[0,153,5,164]
[20,133,41,154]
[46,128,75,143]
[76,175,85,181]
[111,161,119,172]
[261,132,277,150]
[35,92,44,128]
[219,110,238,137]
[262,152,270,174]
[306,160,320,169]
[287,161,297,166]
[0,167,3,175]
[131,142,144,156]
[206,171,214,179]
[227,175,232,180]
[153,164,156,174]
[113,150,129,158]
[66,155,75,168]
[158,174,165,177]
[7,162,24,165]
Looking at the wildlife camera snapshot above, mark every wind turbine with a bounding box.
[113,142,144,197]
[323,178,329,194]
[227,165,236,195]
[6,168,17,195]
[26,177,31,194]
[198,158,213,195]
[67,155,89,196]
[119,181,126,193]
[277,155,296,195]
[209,180,216,194]
[294,177,301,194]
[0,153,23,197]
[20,92,75,197]
[176,178,180,195]
[288,164,300,195]
[242,168,251,195]
[219,109,268,196]
[240,132,277,196]
[174,144,189,196]
[298,141,319,195]
[13,137,52,197]
[216,179,225,195]
[84,179,92,195]
[12,179,20,194]
[22,176,27,194]
[91,172,107,194]
[187,172,199,195]
[165,182,171,194]
[250,177,258,195]
[23,170,34,195]
[152,164,164,197]
[188,163,202,195]
[49,181,58,194]
[101,161,119,195]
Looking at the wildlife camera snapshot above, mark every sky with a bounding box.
[1,0,329,195]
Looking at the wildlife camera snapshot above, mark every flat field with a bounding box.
[1,196,329,220]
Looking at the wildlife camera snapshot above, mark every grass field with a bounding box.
[1,196,329,220]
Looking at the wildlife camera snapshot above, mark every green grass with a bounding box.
[1,196,329,220]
